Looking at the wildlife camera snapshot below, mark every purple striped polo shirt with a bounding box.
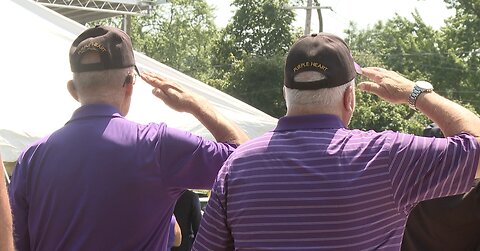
[193,114,479,251]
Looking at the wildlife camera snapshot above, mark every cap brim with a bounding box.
[354,62,362,74]
[134,65,140,76]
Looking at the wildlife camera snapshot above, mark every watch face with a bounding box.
[416,81,433,90]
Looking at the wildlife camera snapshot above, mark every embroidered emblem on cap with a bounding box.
[293,62,328,72]
[77,42,107,55]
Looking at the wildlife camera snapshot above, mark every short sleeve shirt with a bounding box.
[9,104,236,251]
[193,114,479,251]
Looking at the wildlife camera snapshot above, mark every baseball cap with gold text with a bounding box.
[69,25,139,75]
[284,33,360,90]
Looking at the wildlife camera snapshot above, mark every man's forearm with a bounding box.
[190,97,249,145]
[140,72,249,145]
[416,92,480,178]
[417,92,480,138]
[358,68,480,178]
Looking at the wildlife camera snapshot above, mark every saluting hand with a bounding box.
[141,71,204,113]
[358,67,415,104]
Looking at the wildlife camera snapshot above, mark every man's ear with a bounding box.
[123,79,133,98]
[343,85,354,113]
[125,74,134,86]
[67,80,79,102]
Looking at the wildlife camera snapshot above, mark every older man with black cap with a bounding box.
[8,26,248,251]
[193,33,480,250]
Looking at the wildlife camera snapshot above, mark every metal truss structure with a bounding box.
[33,0,165,24]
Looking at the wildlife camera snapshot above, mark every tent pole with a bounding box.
[3,164,10,185]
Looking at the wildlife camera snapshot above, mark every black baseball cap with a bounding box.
[70,25,139,75]
[284,33,360,90]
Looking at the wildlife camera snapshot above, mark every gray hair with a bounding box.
[72,67,133,91]
[284,71,354,108]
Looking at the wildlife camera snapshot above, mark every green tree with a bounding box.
[90,0,219,82]
[345,12,455,89]
[215,0,296,59]
[210,0,298,117]
[344,16,436,133]
[344,8,480,133]
[134,0,218,81]
[211,0,296,75]
[226,55,286,118]
[441,0,480,106]
[351,88,429,134]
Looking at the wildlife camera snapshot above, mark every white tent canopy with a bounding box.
[0,0,277,163]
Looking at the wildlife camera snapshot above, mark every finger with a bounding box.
[141,72,158,82]
[140,72,154,82]
[357,81,383,95]
[360,67,388,75]
[362,68,390,84]
[153,79,183,93]
[141,74,160,88]
[141,71,167,84]
[140,71,154,80]
[152,88,169,101]
[360,67,384,80]
[368,67,387,72]
[142,74,170,89]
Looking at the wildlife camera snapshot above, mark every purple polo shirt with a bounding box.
[9,104,236,251]
[193,114,479,251]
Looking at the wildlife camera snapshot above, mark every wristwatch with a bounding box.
[408,81,433,110]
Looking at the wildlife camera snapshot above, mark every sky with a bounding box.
[205,0,455,38]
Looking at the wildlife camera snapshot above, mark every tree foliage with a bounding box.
[89,0,478,132]
[210,0,297,117]
[216,0,296,59]
[351,88,429,134]
[441,0,480,105]
[90,0,218,82]
[345,3,479,133]
[134,0,218,81]
[226,55,286,118]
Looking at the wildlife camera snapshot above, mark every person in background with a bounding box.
[9,25,248,251]
[193,33,480,250]
[0,154,14,251]
[401,123,480,251]
[172,190,202,251]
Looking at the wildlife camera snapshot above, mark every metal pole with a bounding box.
[284,2,333,34]
[313,0,323,32]
[304,0,313,35]
[3,164,10,185]
[126,15,132,36]
[39,3,145,16]
[122,14,127,32]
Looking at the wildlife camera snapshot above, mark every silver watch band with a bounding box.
[408,81,433,110]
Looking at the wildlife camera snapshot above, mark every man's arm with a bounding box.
[0,155,14,251]
[359,67,480,178]
[192,191,234,251]
[141,72,249,145]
